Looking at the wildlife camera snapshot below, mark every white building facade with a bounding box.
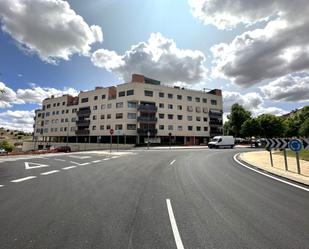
[33,74,223,146]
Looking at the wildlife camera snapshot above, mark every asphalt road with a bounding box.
[0,148,308,249]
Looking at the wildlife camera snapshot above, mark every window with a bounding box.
[92,125,96,130]
[127,113,137,119]
[144,90,153,97]
[102,94,106,99]
[70,127,75,131]
[65,118,68,122]
[57,103,60,106]
[101,104,106,109]
[81,97,88,103]
[45,120,49,125]
[61,118,64,123]
[94,96,98,100]
[188,126,193,131]
[72,108,77,113]
[54,128,58,132]
[159,125,164,130]
[71,117,76,122]
[159,113,164,119]
[168,93,173,99]
[118,91,125,97]
[168,125,173,130]
[128,101,137,108]
[116,113,123,119]
[196,126,201,131]
[47,104,50,109]
[116,102,123,108]
[126,89,134,96]
[168,104,173,109]
[203,98,207,103]
[60,127,63,132]
[93,105,97,110]
[203,107,208,113]
[93,115,97,120]
[187,106,193,112]
[53,103,56,107]
[62,110,65,114]
[211,99,217,105]
[159,103,164,108]
[159,92,164,98]
[168,114,173,120]
[204,127,208,131]
[52,111,55,115]
[127,124,136,130]
[177,126,183,131]
[106,125,111,130]
[107,114,111,119]
[196,116,201,121]
[107,103,112,109]
[64,127,67,132]
[50,128,53,132]
[187,96,192,101]
[63,101,66,105]
[187,116,193,121]
[177,105,182,110]
[196,106,201,113]
[177,95,182,100]
[195,97,200,102]
[203,117,208,122]
[66,109,69,114]
[115,124,123,130]
[100,114,105,119]
[56,111,60,115]
[100,125,105,130]
[177,115,183,120]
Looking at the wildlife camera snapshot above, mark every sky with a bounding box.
[0,0,308,131]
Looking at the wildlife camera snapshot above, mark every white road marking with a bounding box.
[69,155,91,159]
[166,199,185,249]
[103,158,110,161]
[0,185,4,187]
[233,153,309,192]
[69,161,90,166]
[170,159,176,165]
[41,170,59,175]
[55,158,66,162]
[91,160,101,163]
[11,176,37,183]
[111,156,120,159]
[62,166,76,170]
[25,162,49,170]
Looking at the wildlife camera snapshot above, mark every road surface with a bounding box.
[0,148,308,249]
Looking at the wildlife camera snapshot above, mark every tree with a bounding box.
[284,117,300,137]
[227,103,251,137]
[0,140,14,152]
[240,118,260,138]
[223,121,233,135]
[257,114,285,138]
[299,119,309,137]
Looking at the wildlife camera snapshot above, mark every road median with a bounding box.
[238,151,309,186]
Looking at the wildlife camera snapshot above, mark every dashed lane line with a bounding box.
[0,185,4,187]
[166,199,185,249]
[103,158,110,161]
[54,158,66,162]
[170,159,176,165]
[40,170,60,175]
[111,156,120,159]
[11,176,37,183]
[62,166,76,170]
[91,160,101,163]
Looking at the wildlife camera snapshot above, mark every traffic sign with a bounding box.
[109,129,114,135]
[289,139,302,152]
[263,138,289,149]
[115,130,123,136]
[302,138,309,150]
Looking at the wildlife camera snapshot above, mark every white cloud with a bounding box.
[0,110,35,132]
[0,0,103,63]
[0,82,79,108]
[260,74,309,102]
[91,32,207,84]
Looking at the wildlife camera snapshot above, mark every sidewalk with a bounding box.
[239,151,309,186]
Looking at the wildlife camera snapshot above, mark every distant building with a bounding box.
[281,107,305,119]
[33,74,223,146]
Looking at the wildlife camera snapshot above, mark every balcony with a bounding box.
[210,128,222,137]
[75,129,90,135]
[137,116,157,123]
[209,109,223,118]
[138,104,157,113]
[77,107,91,117]
[209,120,223,126]
[137,128,158,136]
[76,119,90,127]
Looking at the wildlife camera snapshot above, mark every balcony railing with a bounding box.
[77,108,91,116]
[137,128,158,136]
[75,129,90,135]
[137,116,157,123]
[137,105,157,112]
[209,120,223,126]
[209,110,223,118]
[76,119,90,126]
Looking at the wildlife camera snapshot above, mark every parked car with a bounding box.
[0,148,7,155]
[208,136,235,149]
[55,146,71,153]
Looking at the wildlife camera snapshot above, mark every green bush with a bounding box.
[0,140,14,152]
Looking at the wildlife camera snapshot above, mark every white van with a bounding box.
[208,136,235,149]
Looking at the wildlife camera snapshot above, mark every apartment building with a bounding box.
[33,74,223,146]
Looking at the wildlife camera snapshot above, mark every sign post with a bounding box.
[109,129,114,153]
[147,131,150,150]
[288,139,302,174]
[115,130,122,152]
[169,132,172,150]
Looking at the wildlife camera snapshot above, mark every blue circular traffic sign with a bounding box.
[288,139,302,152]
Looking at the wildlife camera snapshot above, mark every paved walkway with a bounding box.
[240,150,309,186]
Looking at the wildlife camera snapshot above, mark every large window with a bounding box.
[168,114,173,120]
[187,96,192,101]
[211,99,217,105]
[101,114,105,119]
[102,94,106,99]
[159,113,164,119]
[94,96,98,100]
[128,101,137,108]
[116,102,123,108]
[81,97,88,103]
[115,124,123,130]
[118,91,125,97]
[168,125,173,130]
[116,113,123,119]
[195,97,200,102]
[177,95,182,100]
[159,92,164,98]
[168,93,173,99]
[144,90,153,97]
[177,115,183,120]
[127,113,137,119]
[187,116,193,121]
[159,103,164,108]
[127,124,136,130]
[168,104,173,109]
[188,126,193,131]
[126,89,134,96]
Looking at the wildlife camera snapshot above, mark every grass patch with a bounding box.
[275,149,309,161]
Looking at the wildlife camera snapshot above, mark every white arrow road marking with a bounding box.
[166,199,185,249]
[170,159,176,165]
[62,166,76,170]
[25,162,49,170]
[11,176,37,183]
[41,170,59,175]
